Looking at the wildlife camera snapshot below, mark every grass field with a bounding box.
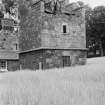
[0,57,105,105]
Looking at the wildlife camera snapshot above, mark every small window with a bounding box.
[14,43,18,50]
[13,43,18,51]
[0,60,7,69]
[63,25,67,33]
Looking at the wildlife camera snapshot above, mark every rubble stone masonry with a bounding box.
[19,0,87,70]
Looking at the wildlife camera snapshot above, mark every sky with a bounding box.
[69,0,105,8]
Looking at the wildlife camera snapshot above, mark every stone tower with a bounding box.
[19,0,87,70]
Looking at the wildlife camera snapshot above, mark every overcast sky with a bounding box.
[69,0,105,8]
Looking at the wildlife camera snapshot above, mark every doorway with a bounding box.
[62,56,71,67]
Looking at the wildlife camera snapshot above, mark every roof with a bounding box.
[0,50,19,60]
[20,47,88,53]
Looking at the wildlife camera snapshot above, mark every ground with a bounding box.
[0,57,105,105]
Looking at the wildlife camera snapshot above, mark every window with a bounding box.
[15,43,18,50]
[63,25,67,33]
[0,60,7,69]
[14,43,18,51]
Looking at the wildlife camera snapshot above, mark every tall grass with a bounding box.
[0,57,105,105]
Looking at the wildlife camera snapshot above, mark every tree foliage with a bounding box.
[76,1,105,56]
[2,0,15,13]
[85,4,105,56]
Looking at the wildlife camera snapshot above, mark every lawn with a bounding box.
[0,57,105,105]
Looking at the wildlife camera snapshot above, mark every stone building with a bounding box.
[0,18,19,71]
[19,0,87,70]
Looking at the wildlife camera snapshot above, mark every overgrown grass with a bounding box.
[0,57,105,105]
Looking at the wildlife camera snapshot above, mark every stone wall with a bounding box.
[7,60,20,71]
[20,49,86,70]
[19,1,42,52]
[19,1,87,70]
[41,8,86,49]
[19,1,86,52]
[0,18,19,51]
[43,50,87,69]
[0,30,19,51]
[20,50,43,70]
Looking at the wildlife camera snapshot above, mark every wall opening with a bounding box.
[63,25,67,33]
[62,56,71,67]
[15,43,18,50]
[0,60,7,71]
[39,62,43,70]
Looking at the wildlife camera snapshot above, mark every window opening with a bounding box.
[63,25,67,33]
[62,56,71,67]
[15,43,18,50]
[0,60,7,69]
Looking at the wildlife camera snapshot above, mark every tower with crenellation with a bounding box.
[19,0,87,70]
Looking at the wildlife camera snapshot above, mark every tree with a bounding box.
[84,4,105,56]
[85,5,94,48]
[2,0,15,14]
[0,4,4,30]
[91,6,105,56]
